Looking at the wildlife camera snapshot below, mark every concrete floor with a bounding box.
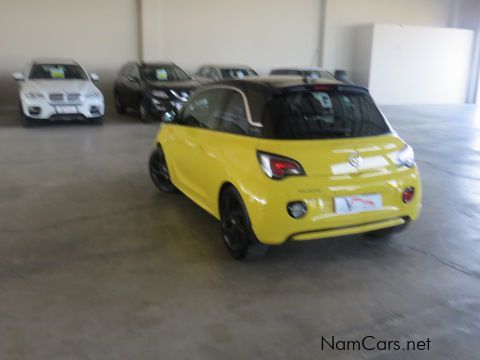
[1,105,480,359]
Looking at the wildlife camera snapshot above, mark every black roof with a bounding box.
[209,76,367,94]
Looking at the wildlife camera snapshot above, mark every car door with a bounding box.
[201,88,260,214]
[116,64,131,103]
[124,64,142,108]
[167,89,227,211]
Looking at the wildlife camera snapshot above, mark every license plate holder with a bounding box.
[334,194,383,214]
[56,106,77,114]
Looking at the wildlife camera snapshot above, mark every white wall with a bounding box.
[322,0,455,77]
[0,0,140,107]
[141,0,322,74]
[365,24,474,104]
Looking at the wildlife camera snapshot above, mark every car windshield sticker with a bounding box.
[46,66,65,79]
[156,69,168,81]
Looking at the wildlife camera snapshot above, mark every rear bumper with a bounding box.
[290,217,406,241]
[242,167,422,245]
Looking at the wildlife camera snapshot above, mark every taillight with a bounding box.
[402,187,415,203]
[257,151,305,179]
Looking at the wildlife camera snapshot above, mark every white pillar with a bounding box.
[139,0,163,62]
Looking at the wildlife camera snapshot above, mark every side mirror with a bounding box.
[12,72,24,81]
[90,73,100,81]
[162,110,177,123]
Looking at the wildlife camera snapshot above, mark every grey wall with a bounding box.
[0,0,141,108]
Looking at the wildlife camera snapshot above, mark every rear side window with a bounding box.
[266,89,390,139]
[179,88,250,135]
[217,91,249,135]
[197,67,209,77]
[180,89,226,129]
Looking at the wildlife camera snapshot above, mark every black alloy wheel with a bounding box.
[220,186,268,260]
[148,148,177,193]
[140,98,152,123]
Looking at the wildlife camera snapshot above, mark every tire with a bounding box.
[220,186,269,260]
[19,101,35,127]
[90,116,104,126]
[115,93,126,114]
[22,115,35,128]
[148,147,177,193]
[140,98,152,123]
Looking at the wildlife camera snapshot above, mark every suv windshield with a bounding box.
[29,64,88,80]
[267,89,390,139]
[221,68,257,79]
[141,65,190,82]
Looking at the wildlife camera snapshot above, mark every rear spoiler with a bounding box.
[279,84,369,94]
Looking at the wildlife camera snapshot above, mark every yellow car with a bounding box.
[149,77,421,260]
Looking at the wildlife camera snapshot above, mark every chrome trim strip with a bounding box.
[190,85,263,128]
[170,90,189,102]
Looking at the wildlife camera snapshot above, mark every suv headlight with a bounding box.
[85,91,101,98]
[151,90,169,99]
[395,144,415,168]
[24,92,44,99]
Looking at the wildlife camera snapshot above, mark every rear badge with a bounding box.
[348,152,363,168]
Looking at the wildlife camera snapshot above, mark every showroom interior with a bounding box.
[1,0,480,358]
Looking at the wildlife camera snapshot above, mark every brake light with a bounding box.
[312,84,334,91]
[257,151,305,179]
[402,187,415,204]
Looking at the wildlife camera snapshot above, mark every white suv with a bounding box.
[13,59,105,126]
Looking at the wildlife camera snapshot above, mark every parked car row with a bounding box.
[10,58,421,261]
[12,58,336,126]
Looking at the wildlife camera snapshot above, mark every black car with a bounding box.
[114,62,200,122]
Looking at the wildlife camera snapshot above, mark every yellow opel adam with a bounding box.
[149,77,421,260]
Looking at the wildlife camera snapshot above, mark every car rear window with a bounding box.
[266,88,390,139]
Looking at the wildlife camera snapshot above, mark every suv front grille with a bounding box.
[67,93,81,102]
[49,93,82,103]
[49,93,64,102]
